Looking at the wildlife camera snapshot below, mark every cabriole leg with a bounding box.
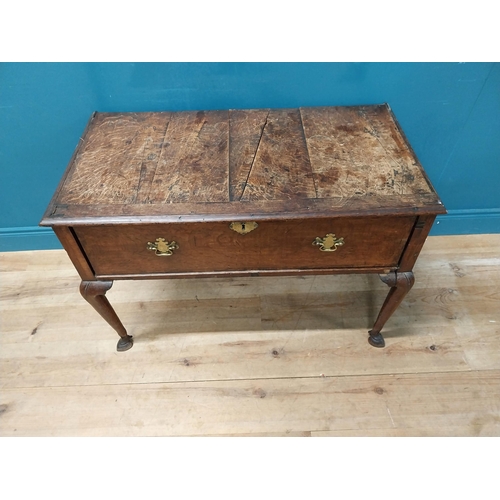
[79,280,133,352]
[368,271,415,348]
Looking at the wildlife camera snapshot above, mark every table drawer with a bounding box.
[74,216,416,277]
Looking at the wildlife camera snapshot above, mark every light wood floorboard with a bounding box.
[1,234,499,436]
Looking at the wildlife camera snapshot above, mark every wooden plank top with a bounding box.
[41,104,446,225]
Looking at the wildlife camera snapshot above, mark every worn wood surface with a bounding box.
[41,105,445,225]
[145,110,229,204]
[300,107,431,198]
[1,234,499,436]
[228,108,269,201]
[38,106,445,353]
[44,194,445,225]
[239,109,317,201]
[60,113,171,205]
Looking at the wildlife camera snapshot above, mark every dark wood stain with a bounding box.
[74,216,415,277]
[39,104,446,351]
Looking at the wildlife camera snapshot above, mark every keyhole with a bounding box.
[241,223,246,231]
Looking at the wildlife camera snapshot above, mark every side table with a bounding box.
[40,105,446,351]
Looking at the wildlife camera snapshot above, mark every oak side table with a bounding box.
[40,105,446,351]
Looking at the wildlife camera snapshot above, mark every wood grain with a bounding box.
[1,371,498,436]
[60,113,170,205]
[44,105,440,354]
[72,216,415,276]
[228,108,269,201]
[41,105,445,226]
[1,234,499,436]
[43,194,445,224]
[300,106,433,198]
[239,109,317,201]
[52,226,95,280]
[361,104,436,194]
[146,110,229,204]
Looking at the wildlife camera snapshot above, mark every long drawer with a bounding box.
[74,216,416,277]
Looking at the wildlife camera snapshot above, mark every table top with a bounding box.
[41,104,445,226]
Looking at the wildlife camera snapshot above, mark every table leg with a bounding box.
[79,281,133,352]
[368,271,415,348]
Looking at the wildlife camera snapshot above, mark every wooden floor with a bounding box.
[0,234,499,436]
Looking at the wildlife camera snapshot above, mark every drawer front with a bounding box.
[74,217,415,277]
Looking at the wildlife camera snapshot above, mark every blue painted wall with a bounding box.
[1,63,499,251]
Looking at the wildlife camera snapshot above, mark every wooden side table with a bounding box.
[40,105,446,351]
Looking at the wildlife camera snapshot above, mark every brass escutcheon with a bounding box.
[147,238,178,256]
[229,221,258,235]
[312,233,345,252]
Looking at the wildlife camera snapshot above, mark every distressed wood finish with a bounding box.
[300,107,433,198]
[40,105,446,351]
[239,109,317,201]
[41,104,445,222]
[228,108,269,201]
[44,194,445,224]
[60,113,171,206]
[146,110,229,204]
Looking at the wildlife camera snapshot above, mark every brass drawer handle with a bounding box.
[312,233,345,252]
[147,238,178,256]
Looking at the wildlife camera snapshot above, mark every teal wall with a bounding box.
[1,63,499,251]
